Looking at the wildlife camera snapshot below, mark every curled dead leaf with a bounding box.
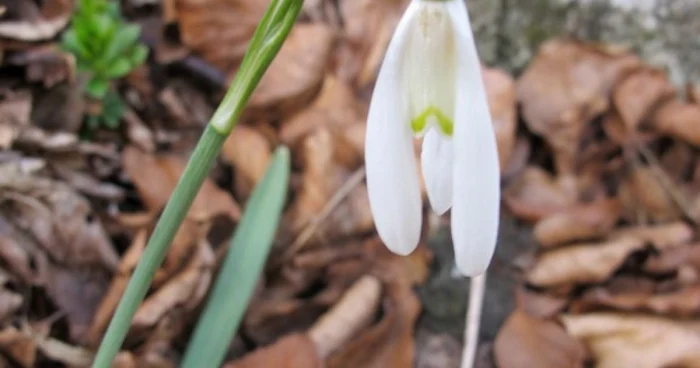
[0,0,73,42]
[327,261,421,368]
[612,67,675,135]
[517,39,640,174]
[0,89,31,150]
[494,310,585,368]
[121,145,241,222]
[650,99,700,146]
[5,45,75,87]
[515,287,568,319]
[280,76,361,149]
[224,333,322,368]
[281,128,372,247]
[175,0,268,71]
[504,167,577,222]
[645,243,700,274]
[534,198,621,248]
[0,327,35,368]
[575,285,700,318]
[527,236,645,287]
[132,241,214,329]
[309,275,382,358]
[561,313,700,368]
[610,222,693,250]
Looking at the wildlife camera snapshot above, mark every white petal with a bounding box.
[446,0,501,276]
[365,2,422,256]
[421,129,453,215]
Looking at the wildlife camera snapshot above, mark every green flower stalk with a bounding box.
[91,1,303,367]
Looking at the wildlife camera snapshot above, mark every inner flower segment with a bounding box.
[411,105,453,136]
[403,1,457,137]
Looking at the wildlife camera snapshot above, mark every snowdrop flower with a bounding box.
[365,0,500,276]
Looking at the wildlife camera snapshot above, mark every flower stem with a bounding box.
[91,125,225,367]
[90,0,303,366]
[460,273,486,368]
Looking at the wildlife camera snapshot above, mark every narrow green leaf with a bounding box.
[181,146,290,368]
[104,58,132,78]
[102,24,141,63]
[61,29,89,59]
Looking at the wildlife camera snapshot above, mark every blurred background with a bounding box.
[1,0,699,367]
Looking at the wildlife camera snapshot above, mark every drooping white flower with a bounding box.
[364,0,500,276]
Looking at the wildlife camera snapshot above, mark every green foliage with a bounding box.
[182,146,291,368]
[62,0,148,130]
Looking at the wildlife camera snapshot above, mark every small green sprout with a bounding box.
[61,0,148,130]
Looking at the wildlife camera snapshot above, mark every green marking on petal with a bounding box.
[410,105,453,136]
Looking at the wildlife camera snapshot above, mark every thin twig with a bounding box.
[460,273,486,368]
[282,167,366,261]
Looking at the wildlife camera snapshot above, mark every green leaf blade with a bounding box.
[181,146,290,368]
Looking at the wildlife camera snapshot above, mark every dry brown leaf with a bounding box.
[247,24,334,117]
[43,263,113,342]
[527,236,645,287]
[5,45,75,87]
[309,275,382,358]
[175,0,268,71]
[619,165,682,223]
[503,166,578,222]
[327,260,421,368]
[612,67,675,134]
[121,145,241,222]
[122,108,155,153]
[0,162,119,341]
[221,124,272,198]
[0,89,31,149]
[281,128,372,245]
[483,65,517,171]
[610,222,694,250]
[335,0,410,86]
[132,241,214,329]
[280,76,361,149]
[515,287,568,319]
[0,220,36,284]
[645,243,700,274]
[561,313,700,368]
[651,99,700,146]
[534,198,621,248]
[494,310,585,368]
[335,122,366,169]
[517,39,641,174]
[574,285,700,317]
[0,0,73,42]
[35,336,93,367]
[0,327,36,368]
[224,333,322,368]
